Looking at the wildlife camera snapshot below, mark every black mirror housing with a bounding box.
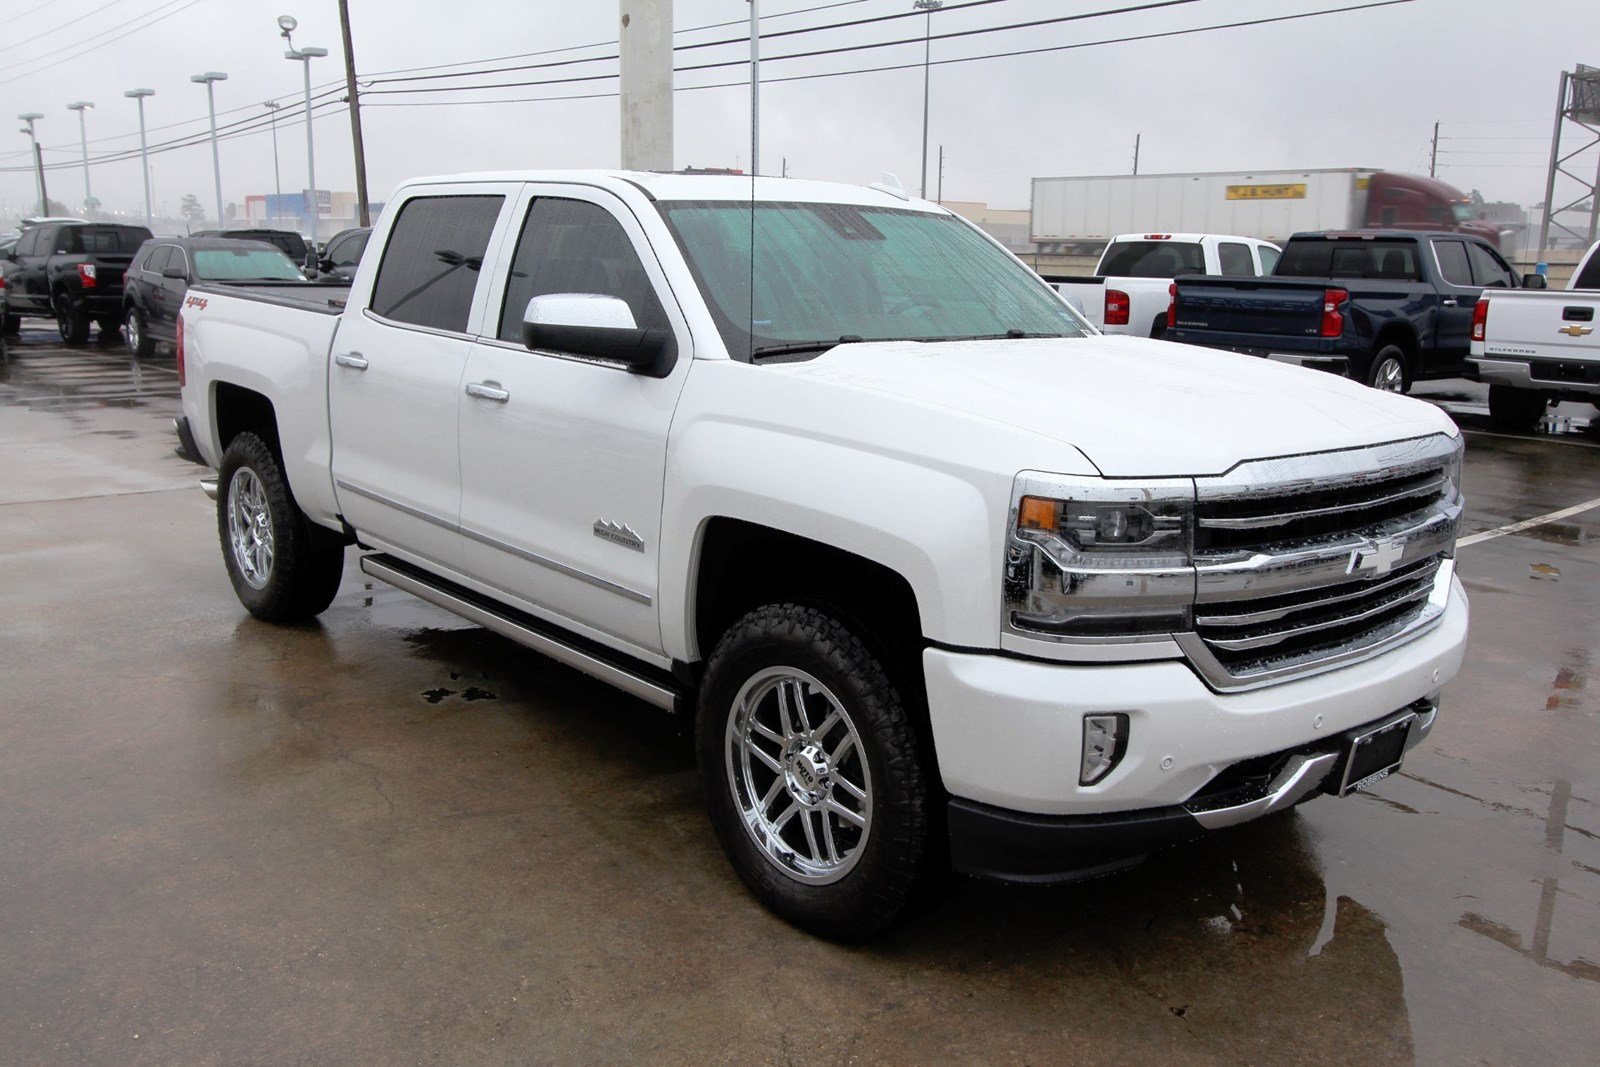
[161,265,187,280]
[523,322,675,378]
[1521,272,1548,290]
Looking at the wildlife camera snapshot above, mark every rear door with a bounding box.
[1428,238,1479,373]
[157,245,191,335]
[328,186,512,574]
[456,183,694,657]
[12,227,50,310]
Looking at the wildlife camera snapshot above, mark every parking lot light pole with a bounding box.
[191,72,229,227]
[264,101,284,222]
[124,89,155,228]
[913,0,943,200]
[280,16,328,239]
[66,102,94,215]
[18,113,48,216]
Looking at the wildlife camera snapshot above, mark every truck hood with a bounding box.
[774,335,1457,477]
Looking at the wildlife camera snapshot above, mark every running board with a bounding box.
[360,554,683,713]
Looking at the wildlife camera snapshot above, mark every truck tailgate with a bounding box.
[1481,289,1600,363]
[1173,277,1327,338]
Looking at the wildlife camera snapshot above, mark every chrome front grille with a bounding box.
[1180,435,1463,689]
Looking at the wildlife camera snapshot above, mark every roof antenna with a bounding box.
[869,172,910,201]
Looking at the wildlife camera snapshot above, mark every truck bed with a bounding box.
[188,279,351,315]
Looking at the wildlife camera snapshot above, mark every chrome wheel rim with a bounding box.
[227,467,274,590]
[1373,357,1403,393]
[125,310,140,353]
[724,667,872,885]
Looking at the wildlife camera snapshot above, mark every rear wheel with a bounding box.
[1366,346,1407,393]
[54,293,89,346]
[217,431,344,622]
[1,310,19,336]
[1488,385,1549,431]
[125,306,155,358]
[697,603,931,941]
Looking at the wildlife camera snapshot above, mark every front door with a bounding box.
[457,185,693,658]
[1428,238,1479,375]
[329,188,511,575]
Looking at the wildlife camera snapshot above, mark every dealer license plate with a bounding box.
[1336,714,1415,795]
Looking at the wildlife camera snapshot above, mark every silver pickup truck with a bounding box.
[1469,240,1600,428]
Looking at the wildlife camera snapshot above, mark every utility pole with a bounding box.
[191,72,228,227]
[913,0,943,199]
[619,0,674,171]
[264,101,284,221]
[749,0,760,175]
[337,0,371,226]
[66,102,94,215]
[1429,121,1439,179]
[937,144,944,203]
[1133,132,1140,176]
[125,89,154,228]
[280,17,328,237]
[18,113,48,215]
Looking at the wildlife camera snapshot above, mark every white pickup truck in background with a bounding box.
[1047,232,1281,337]
[176,171,1466,940]
[1470,240,1600,429]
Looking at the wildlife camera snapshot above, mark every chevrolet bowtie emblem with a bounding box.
[1347,537,1405,577]
[1558,323,1594,337]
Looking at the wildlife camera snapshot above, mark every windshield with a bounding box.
[194,247,305,281]
[1451,202,1478,223]
[660,201,1086,357]
[1097,240,1206,277]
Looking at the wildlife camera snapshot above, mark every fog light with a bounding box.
[1081,713,1129,786]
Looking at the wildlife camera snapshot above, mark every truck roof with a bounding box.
[395,170,948,211]
[1107,232,1276,245]
[1285,230,1472,242]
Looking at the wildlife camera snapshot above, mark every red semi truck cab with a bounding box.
[1363,172,1502,246]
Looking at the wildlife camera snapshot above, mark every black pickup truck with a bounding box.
[0,221,153,344]
[1168,230,1539,392]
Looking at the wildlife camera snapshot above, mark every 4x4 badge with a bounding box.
[593,519,645,552]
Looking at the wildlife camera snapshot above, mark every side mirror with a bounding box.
[161,265,187,280]
[1522,272,1548,290]
[522,293,674,377]
[304,250,321,272]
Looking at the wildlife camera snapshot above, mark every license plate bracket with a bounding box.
[1332,713,1415,796]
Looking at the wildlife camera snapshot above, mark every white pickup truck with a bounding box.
[176,171,1467,940]
[1469,240,1600,428]
[1047,232,1281,337]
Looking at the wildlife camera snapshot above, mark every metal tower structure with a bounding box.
[1537,64,1600,252]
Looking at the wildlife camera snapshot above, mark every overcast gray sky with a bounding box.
[2,0,1594,221]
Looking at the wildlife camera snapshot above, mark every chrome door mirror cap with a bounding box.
[523,292,638,331]
[521,293,674,378]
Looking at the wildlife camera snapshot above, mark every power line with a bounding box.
[0,0,214,84]
[0,0,141,55]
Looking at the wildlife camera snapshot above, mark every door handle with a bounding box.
[465,381,510,403]
[1440,298,1458,307]
[334,352,369,370]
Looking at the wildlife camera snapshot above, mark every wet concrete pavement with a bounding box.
[2,330,1597,1063]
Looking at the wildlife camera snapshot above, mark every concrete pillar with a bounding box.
[619,0,673,172]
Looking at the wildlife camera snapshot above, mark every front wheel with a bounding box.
[1488,385,1549,431]
[217,431,344,622]
[697,603,931,941]
[1366,346,1408,393]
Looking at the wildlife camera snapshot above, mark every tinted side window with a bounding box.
[145,246,171,273]
[1466,242,1515,289]
[16,229,40,256]
[1258,246,1281,274]
[329,232,367,266]
[369,195,503,332]
[1432,240,1471,286]
[1098,240,1206,278]
[497,197,669,343]
[1217,242,1254,277]
[1576,251,1600,291]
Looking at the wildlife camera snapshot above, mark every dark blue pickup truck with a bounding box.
[1168,230,1538,392]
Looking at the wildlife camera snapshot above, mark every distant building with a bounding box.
[938,200,1033,252]
[243,191,382,238]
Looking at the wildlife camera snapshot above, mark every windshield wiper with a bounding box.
[749,335,863,360]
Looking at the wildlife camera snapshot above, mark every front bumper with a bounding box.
[926,576,1467,877]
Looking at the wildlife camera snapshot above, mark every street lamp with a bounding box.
[913,0,943,201]
[191,72,228,228]
[264,101,284,223]
[124,89,155,229]
[17,113,48,216]
[280,16,328,239]
[66,101,94,216]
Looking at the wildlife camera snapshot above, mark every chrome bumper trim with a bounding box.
[200,477,218,500]
[1468,356,1600,395]
[1185,751,1339,830]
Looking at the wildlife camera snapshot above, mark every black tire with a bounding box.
[54,293,90,346]
[1,310,19,336]
[1487,385,1549,431]
[125,306,155,358]
[696,603,930,941]
[95,314,121,346]
[1365,345,1408,393]
[216,431,344,622]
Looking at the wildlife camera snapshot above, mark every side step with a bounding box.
[360,554,685,713]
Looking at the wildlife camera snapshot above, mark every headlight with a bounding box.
[1004,474,1195,638]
